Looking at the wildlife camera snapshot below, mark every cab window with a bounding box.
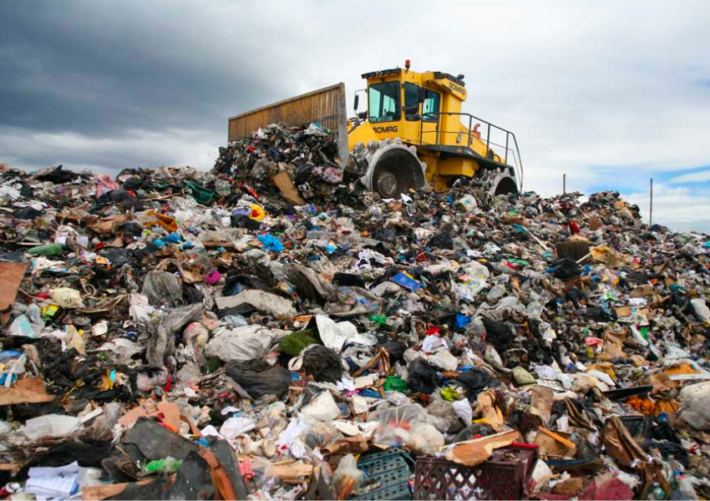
[423,90,440,122]
[368,82,401,123]
[404,82,420,121]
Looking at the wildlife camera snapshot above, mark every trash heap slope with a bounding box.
[0,129,709,500]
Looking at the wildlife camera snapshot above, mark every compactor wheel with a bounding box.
[477,166,519,196]
[359,140,427,198]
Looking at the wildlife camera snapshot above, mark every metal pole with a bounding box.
[650,178,653,226]
[563,174,566,195]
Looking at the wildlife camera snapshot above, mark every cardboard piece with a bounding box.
[272,171,306,206]
[0,262,28,326]
[477,389,505,431]
[0,378,55,406]
[117,401,181,430]
[81,479,155,500]
[530,385,554,425]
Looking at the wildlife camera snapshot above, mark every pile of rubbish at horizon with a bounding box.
[1,122,710,500]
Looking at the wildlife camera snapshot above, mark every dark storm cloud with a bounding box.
[0,1,281,139]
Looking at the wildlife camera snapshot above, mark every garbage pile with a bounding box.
[1,135,710,500]
[212,123,358,205]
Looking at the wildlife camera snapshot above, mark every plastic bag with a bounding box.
[331,454,363,500]
[369,404,427,447]
[142,271,182,307]
[8,314,36,338]
[453,261,490,301]
[452,398,474,424]
[300,391,341,422]
[550,258,582,280]
[691,298,710,323]
[406,358,439,394]
[410,421,444,455]
[219,416,256,440]
[50,288,85,309]
[205,325,287,363]
[303,345,343,383]
[679,381,710,430]
[144,457,182,473]
[482,317,515,352]
[129,293,155,324]
[453,368,491,398]
[225,360,291,400]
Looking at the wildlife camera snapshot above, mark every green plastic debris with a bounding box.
[184,182,215,205]
[384,375,409,392]
[206,357,223,373]
[440,386,463,401]
[507,258,530,267]
[27,243,67,256]
[369,315,388,326]
[144,457,182,473]
[279,329,320,356]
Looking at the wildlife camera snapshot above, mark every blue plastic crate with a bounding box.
[350,448,413,501]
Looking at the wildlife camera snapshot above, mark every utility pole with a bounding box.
[563,174,566,195]
[649,178,653,226]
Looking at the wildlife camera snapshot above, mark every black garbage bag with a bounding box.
[222,273,274,296]
[182,283,204,305]
[372,227,397,244]
[383,340,406,364]
[303,345,342,383]
[119,221,144,238]
[643,440,688,468]
[225,360,291,400]
[12,206,44,219]
[111,451,214,501]
[333,273,366,288]
[482,317,515,352]
[551,258,582,280]
[24,439,113,469]
[407,357,439,394]
[566,287,586,306]
[429,230,454,250]
[96,189,144,211]
[450,422,496,443]
[453,368,491,398]
[100,248,135,268]
[34,165,80,184]
[121,176,146,192]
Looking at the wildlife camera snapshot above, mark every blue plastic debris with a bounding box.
[392,272,423,292]
[257,234,284,252]
[454,314,471,329]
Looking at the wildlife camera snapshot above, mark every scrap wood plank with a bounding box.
[272,460,313,482]
[445,429,520,467]
[537,426,577,450]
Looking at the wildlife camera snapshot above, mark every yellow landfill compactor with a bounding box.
[228,61,523,198]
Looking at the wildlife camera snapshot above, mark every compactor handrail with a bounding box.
[418,111,523,191]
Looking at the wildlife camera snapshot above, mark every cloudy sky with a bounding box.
[1,1,709,231]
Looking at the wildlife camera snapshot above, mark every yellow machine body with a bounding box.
[347,68,515,191]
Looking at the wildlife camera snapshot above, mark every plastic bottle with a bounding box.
[27,243,67,256]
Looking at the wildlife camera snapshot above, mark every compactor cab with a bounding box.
[227,61,523,198]
[348,61,523,198]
